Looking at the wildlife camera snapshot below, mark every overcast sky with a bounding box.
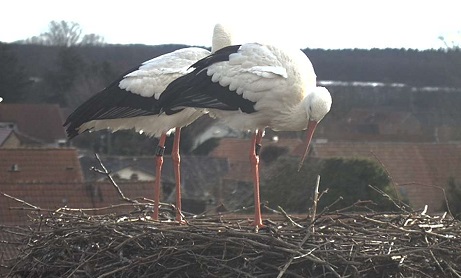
[1,0,459,50]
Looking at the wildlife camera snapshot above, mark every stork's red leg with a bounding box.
[250,129,264,228]
[153,133,167,220]
[172,127,184,223]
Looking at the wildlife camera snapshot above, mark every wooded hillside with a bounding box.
[2,42,461,154]
[12,44,461,86]
[2,43,461,108]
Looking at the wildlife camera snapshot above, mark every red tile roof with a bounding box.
[311,142,461,211]
[210,137,303,181]
[0,148,84,183]
[0,104,66,144]
[210,138,254,162]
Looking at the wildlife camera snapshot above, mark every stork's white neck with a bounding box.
[270,98,310,131]
[212,24,232,52]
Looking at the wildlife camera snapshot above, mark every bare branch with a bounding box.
[0,192,41,210]
[92,153,138,204]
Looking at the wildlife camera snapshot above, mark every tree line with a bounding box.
[3,44,461,106]
[307,48,461,87]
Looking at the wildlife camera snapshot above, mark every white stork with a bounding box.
[158,43,332,228]
[64,24,232,222]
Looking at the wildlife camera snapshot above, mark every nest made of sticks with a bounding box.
[1,156,461,277]
[2,194,461,277]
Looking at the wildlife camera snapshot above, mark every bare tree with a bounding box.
[438,31,461,50]
[19,20,105,46]
[44,21,82,46]
[80,33,105,46]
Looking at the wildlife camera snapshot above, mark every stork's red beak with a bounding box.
[298,120,318,171]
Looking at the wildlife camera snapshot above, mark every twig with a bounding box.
[278,175,321,278]
[402,182,454,218]
[310,175,321,234]
[446,264,461,278]
[319,196,343,215]
[0,192,41,210]
[92,153,138,204]
[424,235,445,274]
[278,206,303,228]
[277,257,293,278]
[370,151,406,209]
[368,184,410,212]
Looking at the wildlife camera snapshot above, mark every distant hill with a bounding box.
[10,43,461,88]
[11,43,192,80]
[3,43,461,154]
[305,48,461,87]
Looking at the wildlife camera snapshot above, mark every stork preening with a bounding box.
[158,43,332,228]
[64,24,232,222]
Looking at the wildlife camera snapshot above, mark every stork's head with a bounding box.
[299,86,332,170]
[307,86,332,122]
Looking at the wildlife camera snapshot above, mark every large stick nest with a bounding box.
[1,199,461,277]
[2,157,461,277]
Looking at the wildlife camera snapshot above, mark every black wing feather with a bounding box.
[64,70,160,139]
[158,45,256,115]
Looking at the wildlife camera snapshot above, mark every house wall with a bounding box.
[108,167,155,181]
[0,134,21,148]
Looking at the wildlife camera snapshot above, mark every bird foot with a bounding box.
[175,210,186,225]
[251,219,265,232]
[176,218,186,225]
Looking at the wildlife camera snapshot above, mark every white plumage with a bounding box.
[78,48,210,137]
[206,44,320,131]
[158,42,332,228]
[64,23,233,222]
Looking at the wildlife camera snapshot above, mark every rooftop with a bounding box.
[0,103,67,144]
[311,142,461,211]
[0,148,84,183]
